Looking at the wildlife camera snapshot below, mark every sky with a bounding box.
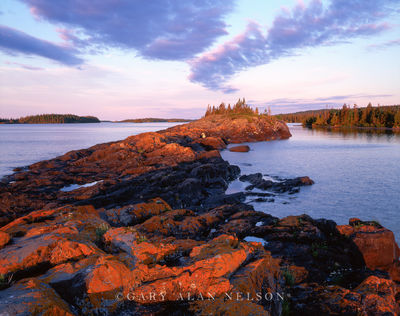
[0,0,399,120]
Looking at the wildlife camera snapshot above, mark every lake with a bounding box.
[1,122,399,239]
[0,122,181,177]
[221,124,400,240]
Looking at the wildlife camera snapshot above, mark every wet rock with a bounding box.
[240,173,314,194]
[239,173,263,183]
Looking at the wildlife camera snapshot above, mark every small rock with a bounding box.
[229,145,250,152]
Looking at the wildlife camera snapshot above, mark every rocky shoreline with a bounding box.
[0,114,399,315]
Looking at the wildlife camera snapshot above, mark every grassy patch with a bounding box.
[283,269,295,286]
[95,223,110,243]
[311,241,328,258]
[281,299,291,316]
[136,235,148,244]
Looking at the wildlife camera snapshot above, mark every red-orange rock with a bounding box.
[165,114,291,143]
[104,198,171,226]
[0,232,101,275]
[229,145,250,152]
[50,239,100,265]
[104,227,178,264]
[298,176,314,185]
[119,235,259,304]
[230,254,282,297]
[145,142,196,166]
[0,231,10,249]
[196,136,227,150]
[337,222,399,272]
[291,276,400,316]
[355,275,400,315]
[286,265,309,284]
[86,256,132,294]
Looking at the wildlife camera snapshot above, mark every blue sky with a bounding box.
[0,0,399,120]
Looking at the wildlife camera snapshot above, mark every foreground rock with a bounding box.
[0,199,399,315]
[337,218,400,282]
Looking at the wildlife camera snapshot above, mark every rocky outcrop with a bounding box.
[1,114,287,225]
[164,114,291,143]
[337,218,400,282]
[0,115,399,315]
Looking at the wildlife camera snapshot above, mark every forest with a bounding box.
[0,114,100,124]
[275,104,400,129]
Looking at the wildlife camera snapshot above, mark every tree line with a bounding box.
[276,104,400,129]
[204,98,272,117]
[0,114,100,124]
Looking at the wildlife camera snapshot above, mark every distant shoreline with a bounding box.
[115,118,193,123]
[0,115,193,124]
[0,114,100,124]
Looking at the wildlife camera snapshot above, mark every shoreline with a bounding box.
[0,115,399,315]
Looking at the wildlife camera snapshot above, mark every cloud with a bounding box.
[21,0,235,61]
[315,94,393,102]
[4,61,44,70]
[368,38,400,50]
[249,93,395,114]
[0,25,83,65]
[189,0,399,92]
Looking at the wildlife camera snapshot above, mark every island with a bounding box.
[276,103,400,129]
[0,99,399,315]
[117,118,193,123]
[0,114,100,124]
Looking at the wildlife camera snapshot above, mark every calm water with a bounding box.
[0,122,181,177]
[222,124,400,240]
[1,122,399,239]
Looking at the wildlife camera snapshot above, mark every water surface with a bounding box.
[1,122,399,240]
[222,124,400,239]
[0,122,181,177]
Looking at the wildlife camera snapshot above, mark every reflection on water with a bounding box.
[311,126,400,138]
[222,124,400,241]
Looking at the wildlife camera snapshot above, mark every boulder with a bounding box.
[229,145,250,152]
[337,219,400,280]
